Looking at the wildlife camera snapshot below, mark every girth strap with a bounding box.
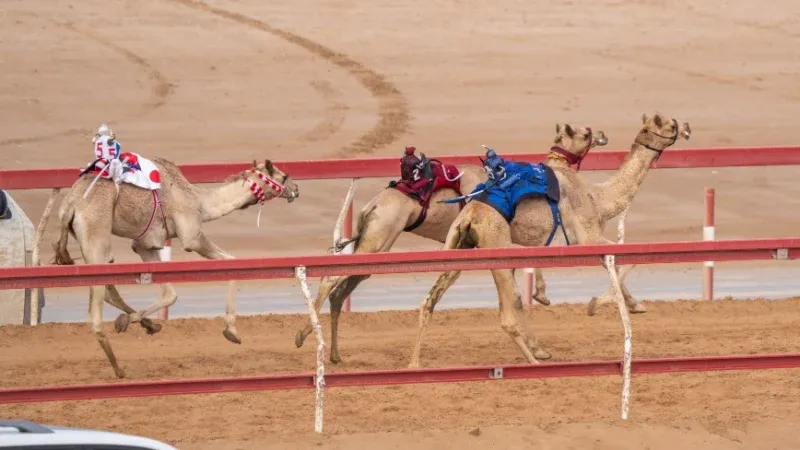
[544,199,570,247]
[404,206,428,232]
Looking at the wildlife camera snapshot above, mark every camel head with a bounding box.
[549,123,608,170]
[229,159,299,210]
[636,113,692,156]
[253,159,300,203]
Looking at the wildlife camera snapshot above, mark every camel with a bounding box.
[51,157,300,378]
[295,125,608,364]
[408,113,691,368]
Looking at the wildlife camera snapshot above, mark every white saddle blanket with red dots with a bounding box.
[86,153,162,191]
[86,136,161,190]
[92,153,162,191]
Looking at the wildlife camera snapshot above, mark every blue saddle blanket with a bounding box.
[472,162,560,222]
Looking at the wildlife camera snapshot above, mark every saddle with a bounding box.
[0,189,11,220]
[444,149,569,246]
[388,146,465,232]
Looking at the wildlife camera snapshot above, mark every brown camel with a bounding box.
[295,125,608,363]
[52,158,299,378]
[408,113,691,368]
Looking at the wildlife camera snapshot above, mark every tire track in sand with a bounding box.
[0,21,174,147]
[169,0,410,158]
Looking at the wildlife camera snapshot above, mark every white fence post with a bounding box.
[295,265,326,434]
[604,254,632,420]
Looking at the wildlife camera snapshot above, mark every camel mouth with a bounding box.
[593,131,609,147]
[679,122,692,140]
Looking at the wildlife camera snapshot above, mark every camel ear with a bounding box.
[264,159,274,174]
[556,123,561,134]
[641,113,648,124]
[564,124,575,138]
[653,113,663,128]
[252,159,258,168]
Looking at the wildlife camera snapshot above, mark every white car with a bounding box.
[0,420,177,449]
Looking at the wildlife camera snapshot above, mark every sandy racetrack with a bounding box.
[2,0,800,447]
[4,299,800,448]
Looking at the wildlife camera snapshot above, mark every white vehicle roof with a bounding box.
[0,420,177,449]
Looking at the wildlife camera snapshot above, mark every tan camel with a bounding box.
[51,158,299,378]
[295,125,608,363]
[408,113,692,368]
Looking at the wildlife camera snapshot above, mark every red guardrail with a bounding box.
[1,353,798,404]
[1,146,800,189]
[0,238,797,289]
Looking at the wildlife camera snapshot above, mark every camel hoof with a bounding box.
[114,314,130,333]
[534,349,552,361]
[144,321,163,335]
[295,330,306,348]
[113,367,126,379]
[587,297,599,316]
[628,303,647,314]
[223,329,242,345]
[533,295,551,306]
[330,356,341,365]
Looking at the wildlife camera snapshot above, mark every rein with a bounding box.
[547,127,593,171]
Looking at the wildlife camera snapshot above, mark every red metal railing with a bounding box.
[0,238,797,289]
[1,353,798,404]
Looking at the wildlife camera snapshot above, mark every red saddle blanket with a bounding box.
[390,162,465,232]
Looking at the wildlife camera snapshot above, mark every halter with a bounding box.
[547,127,593,171]
[243,169,286,227]
[636,119,679,155]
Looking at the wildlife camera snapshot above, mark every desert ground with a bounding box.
[1,0,800,448]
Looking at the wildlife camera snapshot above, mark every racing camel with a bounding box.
[52,126,300,378]
[408,113,691,368]
[296,124,608,363]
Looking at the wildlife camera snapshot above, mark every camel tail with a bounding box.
[332,179,376,254]
[331,201,376,254]
[445,216,476,251]
[51,203,77,266]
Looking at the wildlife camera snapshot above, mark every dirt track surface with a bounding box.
[4,299,800,448]
[2,0,800,447]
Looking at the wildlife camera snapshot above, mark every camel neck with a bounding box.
[545,152,573,169]
[199,180,256,222]
[595,141,659,221]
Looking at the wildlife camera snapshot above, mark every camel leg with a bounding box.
[295,275,347,348]
[89,285,125,378]
[294,201,405,350]
[222,279,241,344]
[113,242,178,332]
[104,285,163,335]
[587,264,645,316]
[492,267,551,363]
[532,268,551,306]
[326,275,368,364]
[182,231,241,343]
[72,202,125,377]
[408,269,463,369]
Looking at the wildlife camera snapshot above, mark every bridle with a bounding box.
[242,168,295,227]
[548,127,594,172]
[244,169,287,204]
[636,118,679,156]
